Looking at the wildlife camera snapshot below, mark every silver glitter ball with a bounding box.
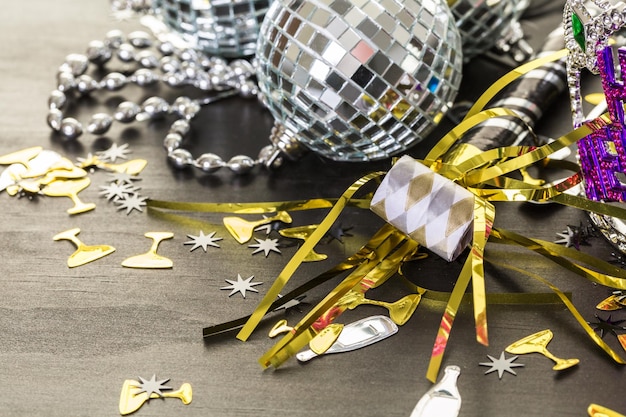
[151,0,273,57]
[87,113,114,135]
[163,132,184,152]
[48,90,67,110]
[256,0,463,162]
[169,148,194,168]
[115,101,141,123]
[60,117,83,139]
[226,155,255,174]
[47,109,63,131]
[196,153,225,173]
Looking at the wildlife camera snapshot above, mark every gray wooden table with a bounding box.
[1,1,625,416]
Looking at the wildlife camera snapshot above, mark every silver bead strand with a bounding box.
[47,30,304,174]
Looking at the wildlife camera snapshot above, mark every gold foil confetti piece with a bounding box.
[618,334,626,352]
[77,153,148,176]
[342,291,421,326]
[104,159,147,176]
[53,228,116,268]
[122,232,174,269]
[588,403,626,417]
[269,319,293,338]
[41,177,96,215]
[18,152,66,178]
[119,379,192,416]
[505,329,579,371]
[223,211,292,244]
[0,146,42,169]
[278,224,328,262]
[39,166,88,184]
[309,323,344,355]
[596,295,625,311]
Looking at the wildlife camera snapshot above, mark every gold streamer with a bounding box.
[418,49,624,381]
[470,197,494,347]
[147,197,372,213]
[145,47,626,379]
[485,255,626,365]
[259,232,417,367]
[237,172,385,341]
[426,256,473,382]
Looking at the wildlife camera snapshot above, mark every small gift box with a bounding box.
[370,155,475,261]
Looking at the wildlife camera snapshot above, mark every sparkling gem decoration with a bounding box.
[578,45,626,202]
[571,13,586,52]
[256,0,463,161]
[151,0,273,57]
[564,0,626,127]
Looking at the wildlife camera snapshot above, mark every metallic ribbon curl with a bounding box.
[250,49,626,381]
[148,49,626,382]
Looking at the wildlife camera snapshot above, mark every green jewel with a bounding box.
[572,13,586,52]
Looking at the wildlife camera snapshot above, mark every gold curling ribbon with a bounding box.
[485,252,626,365]
[147,197,372,213]
[259,233,419,368]
[417,49,623,381]
[237,172,385,341]
[144,49,626,378]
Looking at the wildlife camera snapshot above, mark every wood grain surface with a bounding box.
[1,1,625,416]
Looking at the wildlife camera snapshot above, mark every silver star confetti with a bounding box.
[99,182,139,201]
[479,352,524,379]
[184,231,222,252]
[249,237,281,257]
[133,375,172,397]
[221,274,262,298]
[116,193,147,215]
[97,143,131,162]
[108,171,141,185]
[554,226,578,248]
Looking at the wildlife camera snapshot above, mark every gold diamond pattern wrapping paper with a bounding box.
[370,155,474,261]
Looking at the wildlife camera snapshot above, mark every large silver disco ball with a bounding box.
[151,0,272,57]
[256,0,463,162]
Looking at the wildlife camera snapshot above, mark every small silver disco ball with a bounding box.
[151,0,272,57]
[256,0,463,162]
[449,0,530,60]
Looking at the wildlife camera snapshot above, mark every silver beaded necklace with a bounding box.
[47,29,304,174]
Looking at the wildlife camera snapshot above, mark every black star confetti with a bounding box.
[184,231,222,252]
[323,223,353,244]
[273,294,308,314]
[254,215,289,235]
[221,274,263,298]
[588,314,626,339]
[133,375,171,398]
[479,352,524,379]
